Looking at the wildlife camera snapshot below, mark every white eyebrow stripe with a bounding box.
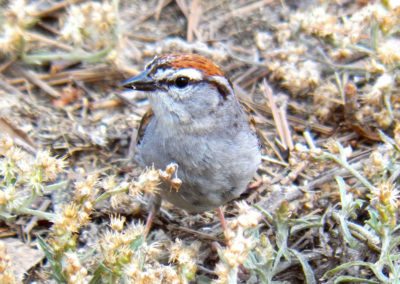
[153,68,204,81]
[171,68,203,81]
[209,75,233,94]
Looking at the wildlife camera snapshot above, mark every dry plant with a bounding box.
[0,241,17,284]
[0,136,65,221]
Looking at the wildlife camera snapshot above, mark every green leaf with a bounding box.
[254,204,273,223]
[44,180,68,191]
[324,261,388,283]
[37,236,66,283]
[334,276,379,284]
[89,263,110,284]
[130,235,144,251]
[289,249,316,284]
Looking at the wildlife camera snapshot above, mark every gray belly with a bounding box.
[135,120,260,213]
[159,178,239,213]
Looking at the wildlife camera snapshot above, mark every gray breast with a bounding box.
[136,112,261,212]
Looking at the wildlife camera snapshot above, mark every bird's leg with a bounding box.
[216,206,230,242]
[144,195,161,237]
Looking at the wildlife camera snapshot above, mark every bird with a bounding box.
[121,53,261,235]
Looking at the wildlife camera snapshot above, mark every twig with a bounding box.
[25,31,74,51]
[0,74,28,98]
[133,0,172,25]
[15,67,61,98]
[242,98,334,135]
[32,0,85,18]
[263,79,287,150]
[211,0,275,24]
[22,48,111,65]
[167,224,219,241]
[259,131,286,162]
[0,58,16,73]
[0,117,37,155]
[261,155,288,167]
[155,0,170,20]
[187,0,202,42]
[280,161,308,185]
[279,104,294,151]
[10,66,122,91]
[174,0,189,18]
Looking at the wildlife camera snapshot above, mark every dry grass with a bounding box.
[0,0,400,283]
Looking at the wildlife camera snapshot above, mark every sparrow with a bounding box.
[122,53,261,234]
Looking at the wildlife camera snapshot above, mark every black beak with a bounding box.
[120,70,157,91]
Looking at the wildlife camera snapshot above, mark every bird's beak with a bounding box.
[120,70,157,91]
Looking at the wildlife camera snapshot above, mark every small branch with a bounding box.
[263,79,286,150]
[319,151,376,192]
[25,32,74,51]
[16,68,60,98]
[22,48,111,65]
[32,0,85,18]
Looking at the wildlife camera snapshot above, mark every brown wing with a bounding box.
[137,108,154,145]
[239,99,261,140]
[129,108,154,158]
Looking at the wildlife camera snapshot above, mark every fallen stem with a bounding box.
[22,48,112,65]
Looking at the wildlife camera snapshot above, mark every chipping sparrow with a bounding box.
[122,54,261,231]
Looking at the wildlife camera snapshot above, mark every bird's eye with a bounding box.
[175,76,189,88]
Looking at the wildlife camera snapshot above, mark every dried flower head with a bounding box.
[374,109,393,129]
[0,137,14,155]
[394,122,400,146]
[0,25,23,54]
[53,203,80,234]
[214,202,259,282]
[371,181,399,209]
[169,239,198,282]
[377,39,400,65]
[62,252,88,284]
[110,214,126,232]
[34,150,66,182]
[363,73,393,106]
[297,7,339,39]
[99,221,145,274]
[102,175,118,191]
[74,174,98,203]
[268,59,320,95]
[364,148,390,180]
[365,59,386,74]
[234,201,262,229]
[110,192,132,209]
[312,82,341,121]
[0,0,37,55]
[130,167,161,197]
[61,1,117,50]
[0,241,17,284]
[369,181,399,228]
[6,0,37,27]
